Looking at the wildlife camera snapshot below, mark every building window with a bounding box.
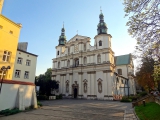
[84,44,86,51]
[84,83,87,93]
[117,69,122,75]
[26,60,31,66]
[121,79,123,84]
[67,60,70,67]
[17,57,22,64]
[0,71,7,79]
[75,59,79,67]
[97,54,101,63]
[58,62,60,68]
[57,51,59,55]
[84,57,87,65]
[15,70,21,78]
[2,51,11,62]
[9,30,13,34]
[99,40,102,46]
[24,71,29,79]
[98,82,102,93]
[66,83,69,93]
[0,25,3,29]
[68,48,70,54]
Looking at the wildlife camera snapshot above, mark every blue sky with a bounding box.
[2,0,136,76]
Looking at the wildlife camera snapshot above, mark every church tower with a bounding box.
[58,23,66,45]
[0,0,4,14]
[56,23,67,58]
[97,9,108,35]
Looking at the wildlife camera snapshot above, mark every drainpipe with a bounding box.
[126,65,129,98]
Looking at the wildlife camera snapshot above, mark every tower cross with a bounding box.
[100,6,102,13]
[77,30,78,35]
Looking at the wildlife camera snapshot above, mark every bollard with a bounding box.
[143,100,145,107]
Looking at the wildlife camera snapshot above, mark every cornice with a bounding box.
[0,15,22,28]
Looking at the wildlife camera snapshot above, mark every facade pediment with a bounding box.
[67,35,90,43]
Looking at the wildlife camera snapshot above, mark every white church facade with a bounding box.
[52,11,136,100]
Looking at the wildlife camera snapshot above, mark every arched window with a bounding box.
[75,58,79,67]
[68,48,70,54]
[97,54,101,63]
[58,62,60,68]
[98,82,102,93]
[67,60,70,67]
[84,57,87,65]
[84,83,87,93]
[99,40,102,46]
[83,79,87,93]
[66,80,69,93]
[66,83,69,93]
[84,44,86,51]
[57,51,59,55]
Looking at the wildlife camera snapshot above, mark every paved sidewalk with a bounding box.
[124,109,138,120]
[0,99,134,120]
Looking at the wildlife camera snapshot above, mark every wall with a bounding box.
[0,81,37,111]
[12,50,37,83]
[0,15,21,80]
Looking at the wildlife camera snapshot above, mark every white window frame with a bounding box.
[17,57,23,64]
[24,71,29,79]
[97,55,101,63]
[2,51,11,62]
[26,60,31,66]
[15,70,21,78]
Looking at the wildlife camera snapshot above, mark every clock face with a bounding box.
[74,45,79,52]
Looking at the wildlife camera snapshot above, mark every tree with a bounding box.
[136,57,155,92]
[153,65,160,90]
[123,0,160,60]
[35,68,59,95]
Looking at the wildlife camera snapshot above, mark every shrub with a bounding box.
[37,95,49,100]
[59,94,62,99]
[56,95,59,99]
[0,108,20,116]
[121,96,132,102]
[139,91,148,97]
[37,101,42,107]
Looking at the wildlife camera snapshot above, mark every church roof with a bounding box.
[115,54,131,66]
[67,34,90,43]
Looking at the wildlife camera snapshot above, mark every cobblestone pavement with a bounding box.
[0,99,136,120]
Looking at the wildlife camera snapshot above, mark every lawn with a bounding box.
[135,102,160,120]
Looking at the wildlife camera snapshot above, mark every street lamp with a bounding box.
[0,66,11,94]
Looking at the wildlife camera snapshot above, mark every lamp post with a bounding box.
[0,66,11,94]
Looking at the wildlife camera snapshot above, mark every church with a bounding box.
[52,11,136,100]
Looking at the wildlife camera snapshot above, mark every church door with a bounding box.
[74,88,77,98]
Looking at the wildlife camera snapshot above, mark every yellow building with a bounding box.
[0,0,22,80]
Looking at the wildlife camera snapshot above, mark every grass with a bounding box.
[135,102,160,120]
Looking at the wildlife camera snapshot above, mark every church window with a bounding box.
[66,83,69,93]
[84,83,87,93]
[83,79,88,93]
[84,57,87,65]
[84,44,86,51]
[57,51,59,55]
[97,54,101,63]
[121,79,123,84]
[68,48,70,54]
[75,59,79,67]
[67,60,70,67]
[98,82,102,93]
[117,69,122,75]
[58,62,60,68]
[99,40,102,46]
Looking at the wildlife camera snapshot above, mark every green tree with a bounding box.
[136,57,155,92]
[35,68,59,95]
[123,0,160,59]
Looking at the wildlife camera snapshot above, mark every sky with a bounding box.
[2,0,137,76]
